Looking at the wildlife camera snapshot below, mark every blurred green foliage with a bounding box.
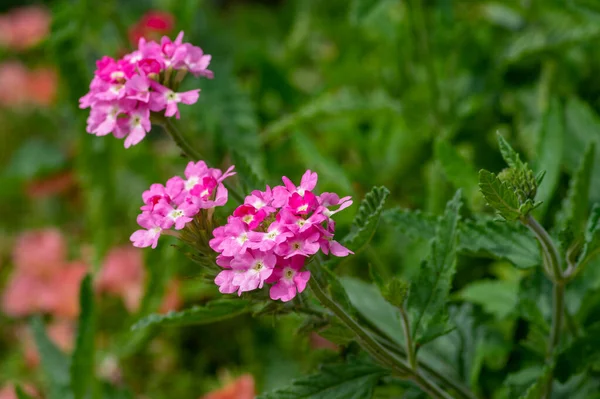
[3,0,600,397]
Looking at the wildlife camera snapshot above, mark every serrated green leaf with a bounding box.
[131,299,252,330]
[458,280,518,319]
[257,361,387,399]
[407,191,462,344]
[319,318,355,346]
[70,275,95,399]
[434,139,478,194]
[343,186,390,252]
[534,98,564,217]
[30,317,72,399]
[381,278,410,310]
[459,218,541,269]
[497,134,525,170]
[556,143,595,235]
[556,322,600,382]
[479,170,521,221]
[231,150,267,194]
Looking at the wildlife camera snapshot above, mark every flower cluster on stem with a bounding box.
[130,161,235,248]
[209,170,353,302]
[79,31,212,148]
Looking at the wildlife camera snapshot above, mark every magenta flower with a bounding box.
[209,170,353,302]
[80,31,212,147]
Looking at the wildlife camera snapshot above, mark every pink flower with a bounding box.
[80,31,212,147]
[209,170,352,302]
[0,6,50,51]
[96,246,146,313]
[149,82,200,119]
[130,213,164,249]
[267,256,310,302]
[45,262,88,319]
[230,250,276,294]
[12,228,66,278]
[131,162,235,249]
[128,11,175,45]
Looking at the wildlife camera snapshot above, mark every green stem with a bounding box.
[158,119,245,203]
[523,215,564,399]
[399,307,417,370]
[373,330,478,399]
[524,215,562,281]
[308,278,452,399]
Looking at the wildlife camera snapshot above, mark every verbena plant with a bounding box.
[27,25,600,399]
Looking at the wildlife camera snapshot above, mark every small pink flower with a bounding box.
[200,374,255,399]
[230,250,276,294]
[268,257,310,302]
[149,81,200,119]
[130,213,164,249]
[275,230,321,258]
[233,204,266,230]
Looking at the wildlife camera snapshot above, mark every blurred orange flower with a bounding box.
[129,11,175,45]
[0,62,57,108]
[201,374,255,399]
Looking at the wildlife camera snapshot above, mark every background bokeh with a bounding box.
[2,0,600,398]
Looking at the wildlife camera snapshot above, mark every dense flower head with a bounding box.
[210,170,353,302]
[130,161,235,248]
[79,31,212,148]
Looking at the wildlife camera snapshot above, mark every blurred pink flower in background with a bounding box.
[96,246,146,312]
[1,229,88,319]
[0,6,50,50]
[128,10,174,45]
[0,62,57,108]
[200,374,255,399]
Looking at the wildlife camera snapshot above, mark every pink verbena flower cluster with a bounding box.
[79,31,212,148]
[209,170,353,302]
[130,161,235,248]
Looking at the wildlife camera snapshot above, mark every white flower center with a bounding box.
[284,268,294,280]
[253,261,264,271]
[168,209,184,220]
[185,177,198,191]
[237,233,248,244]
[266,230,279,240]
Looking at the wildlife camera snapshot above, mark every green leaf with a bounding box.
[459,218,541,269]
[556,143,596,235]
[131,299,252,330]
[534,98,564,217]
[381,278,410,310]
[518,364,553,399]
[70,275,95,399]
[458,280,518,319]
[556,322,600,382]
[340,276,404,346]
[231,150,267,194]
[343,186,390,252]
[319,318,355,346]
[434,139,478,194]
[564,97,600,203]
[497,134,525,171]
[478,170,521,221]
[407,191,462,344]
[257,361,387,399]
[30,317,72,399]
[384,209,540,268]
[578,204,600,265]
